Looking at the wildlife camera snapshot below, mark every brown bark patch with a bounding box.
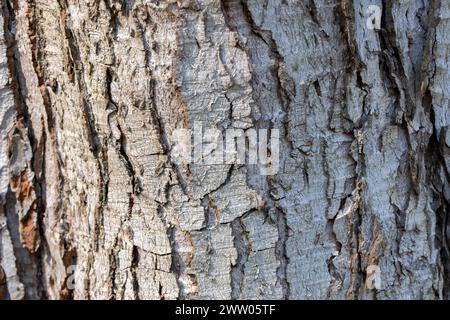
[19,212,40,253]
[11,172,33,202]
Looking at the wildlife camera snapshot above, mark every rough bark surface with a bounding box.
[0,0,449,300]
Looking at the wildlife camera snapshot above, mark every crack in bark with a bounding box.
[230,218,249,300]
[60,1,111,261]
[2,0,49,299]
[131,245,140,300]
[221,0,291,299]
[0,264,8,299]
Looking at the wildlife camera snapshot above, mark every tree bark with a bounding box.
[0,0,449,300]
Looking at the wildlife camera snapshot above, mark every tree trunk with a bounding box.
[0,0,449,300]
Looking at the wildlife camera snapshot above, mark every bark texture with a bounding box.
[0,0,450,300]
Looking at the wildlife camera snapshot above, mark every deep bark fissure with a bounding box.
[2,0,48,300]
[221,0,291,299]
[230,217,249,300]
